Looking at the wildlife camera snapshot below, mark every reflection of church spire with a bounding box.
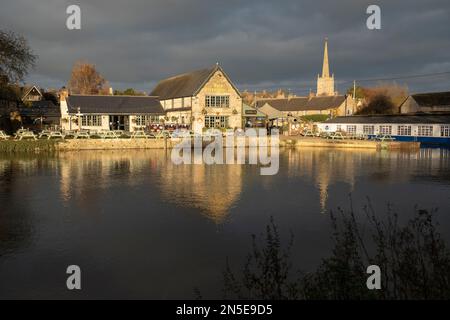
[316,165,330,213]
[322,37,330,78]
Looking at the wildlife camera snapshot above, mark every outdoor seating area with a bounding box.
[299,130,396,142]
[0,130,10,140]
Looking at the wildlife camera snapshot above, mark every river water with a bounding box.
[0,148,449,299]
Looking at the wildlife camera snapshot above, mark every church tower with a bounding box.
[317,38,336,96]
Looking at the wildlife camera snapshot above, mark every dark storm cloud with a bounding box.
[1,0,450,94]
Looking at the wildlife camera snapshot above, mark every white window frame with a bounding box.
[397,125,412,136]
[418,125,433,137]
[205,95,230,108]
[346,125,356,135]
[363,125,374,135]
[379,125,392,135]
[81,115,102,127]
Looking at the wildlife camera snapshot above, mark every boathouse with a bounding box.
[318,114,450,145]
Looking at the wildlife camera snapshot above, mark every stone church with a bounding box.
[316,38,337,96]
[256,39,356,119]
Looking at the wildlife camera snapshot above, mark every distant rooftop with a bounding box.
[256,95,346,112]
[324,113,450,124]
[410,91,450,108]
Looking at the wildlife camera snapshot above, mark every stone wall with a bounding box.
[57,138,173,151]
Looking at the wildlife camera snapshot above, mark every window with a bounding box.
[205,95,230,108]
[81,115,102,127]
[363,125,374,135]
[336,125,342,132]
[441,125,450,137]
[379,125,392,135]
[418,125,433,136]
[204,116,229,128]
[135,115,158,126]
[398,125,411,136]
[346,125,356,135]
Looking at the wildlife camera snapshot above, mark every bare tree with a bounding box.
[0,30,37,84]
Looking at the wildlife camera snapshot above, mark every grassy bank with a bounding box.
[0,140,58,153]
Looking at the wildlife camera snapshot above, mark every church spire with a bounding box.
[322,37,330,78]
[317,37,335,96]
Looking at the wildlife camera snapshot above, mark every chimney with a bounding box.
[59,86,69,102]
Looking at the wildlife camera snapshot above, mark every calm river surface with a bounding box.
[1,148,450,299]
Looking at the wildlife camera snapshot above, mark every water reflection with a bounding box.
[1,148,450,225]
[1,148,450,299]
[282,147,450,211]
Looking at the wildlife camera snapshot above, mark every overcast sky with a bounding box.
[1,0,450,95]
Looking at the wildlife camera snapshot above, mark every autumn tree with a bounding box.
[0,30,36,84]
[356,94,396,115]
[362,83,409,108]
[68,61,110,95]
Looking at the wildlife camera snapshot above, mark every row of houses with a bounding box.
[57,39,354,133]
[4,38,450,144]
[58,59,357,133]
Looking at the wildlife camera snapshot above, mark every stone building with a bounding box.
[256,95,355,119]
[150,64,243,133]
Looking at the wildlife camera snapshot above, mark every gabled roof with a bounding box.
[304,95,346,110]
[258,104,285,119]
[22,85,43,101]
[323,114,450,124]
[410,91,450,108]
[256,95,345,112]
[150,64,240,100]
[66,95,164,115]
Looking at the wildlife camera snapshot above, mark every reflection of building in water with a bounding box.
[158,163,243,223]
[57,150,167,202]
[283,148,363,211]
[56,151,243,222]
[280,148,450,212]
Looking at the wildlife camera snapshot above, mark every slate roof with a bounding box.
[324,114,450,124]
[150,64,240,100]
[304,96,346,110]
[256,96,345,112]
[18,101,60,118]
[66,95,164,115]
[410,91,450,108]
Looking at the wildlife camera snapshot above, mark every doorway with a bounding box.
[109,116,129,131]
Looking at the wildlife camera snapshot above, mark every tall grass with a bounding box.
[222,199,450,300]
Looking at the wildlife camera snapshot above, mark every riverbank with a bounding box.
[0,136,421,153]
[279,136,421,150]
